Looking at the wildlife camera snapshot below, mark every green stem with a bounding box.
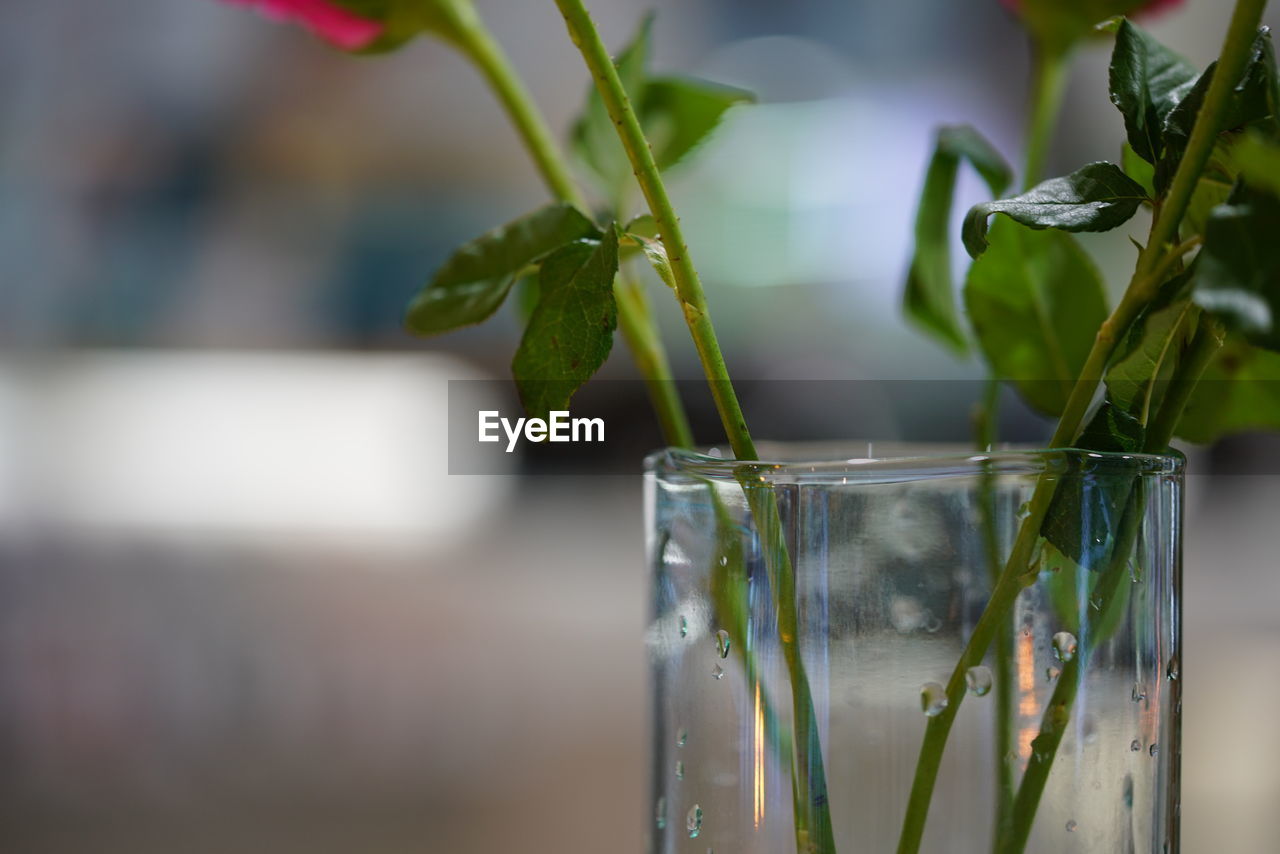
[449,9,587,209]
[972,42,1071,840]
[897,2,1267,841]
[996,484,1144,854]
[553,6,838,852]
[448,5,695,449]
[973,378,1016,843]
[1045,0,1265,453]
[996,319,1224,853]
[616,272,696,447]
[1022,42,1071,190]
[554,0,758,462]
[1140,0,1270,271]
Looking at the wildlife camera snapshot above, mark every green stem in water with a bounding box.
[553,5,837,852]
[973,378,1016,842]
[898,5,1267,844]
[997,319,1224,854]
[972,43,1071,841]
[447,6,694,449]
[1022,42,1071,190]
[554,0,758,462]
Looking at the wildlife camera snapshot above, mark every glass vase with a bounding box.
[645,444,1182,854]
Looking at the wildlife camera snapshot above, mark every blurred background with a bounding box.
[2,0,1279,851]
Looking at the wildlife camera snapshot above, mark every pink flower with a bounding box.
[225,0,383,50]
[1000,0,1184,18]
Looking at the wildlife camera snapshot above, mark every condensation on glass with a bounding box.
[645,444,1182,854]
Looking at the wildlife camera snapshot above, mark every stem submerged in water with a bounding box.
[553,3,837,851]
[898,3,1268,849]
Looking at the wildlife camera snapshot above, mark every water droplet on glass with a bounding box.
[1017,501,1031,519]
[1130,739,1142,752]
[675,760,684,779]
[712,664,724,680]
[1149,743,1159,757]
[1046,666,1061,682]
[686,804,703,838]
[920,682,948,716]
[965,666,993,697]
[1052,631,1078,662]
[1066,819,1078,832]
[715,629,731,659]
[679,616,689,638]
[923,611,942,633]
[1090,594,1103,612]
[1131,683,1147,703]
[655,796,667,829]
[677,728,687,747]
[1166,655,1179,681]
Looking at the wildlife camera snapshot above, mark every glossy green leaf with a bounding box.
[1160,30,1279,188]
[962,163,1149,259]
[1109,19,1198,164]
[512,229,620,418]
[642,77,755,172]
[1192,188,1280,351]
[1176,336,1280,442]
[904,125,1013,353]
[405,203,598,336]
[963,222,1109,416]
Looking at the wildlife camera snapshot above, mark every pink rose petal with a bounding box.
[225,0,383,50]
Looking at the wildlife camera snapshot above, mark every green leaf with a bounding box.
[642,77,755,172]
[512,273,540,324]
[1192,188,1280,351]
[1236,133,1280,196]
[1040,436,1141,571]
[571,13,653,198]
[405,203,599,336]
[1106,298,1196,424]
[1161,30,1279,189]
[904,125,1013,353]
[1177,337,1280,442]
[1109,19,1198,165]
[963,222,1109,416]
[962,163,1149,258]
[1076,401,1146,453]
[570,14,753,204]
[512,229,620,418]
[1121,141,1157,198]
[1183,172,1236,239]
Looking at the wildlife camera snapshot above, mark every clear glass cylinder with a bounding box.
[645,444,1182,854]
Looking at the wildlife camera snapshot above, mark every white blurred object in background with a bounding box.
[0,351,508,547]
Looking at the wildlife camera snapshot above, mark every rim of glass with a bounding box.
[645,441,1184,483]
